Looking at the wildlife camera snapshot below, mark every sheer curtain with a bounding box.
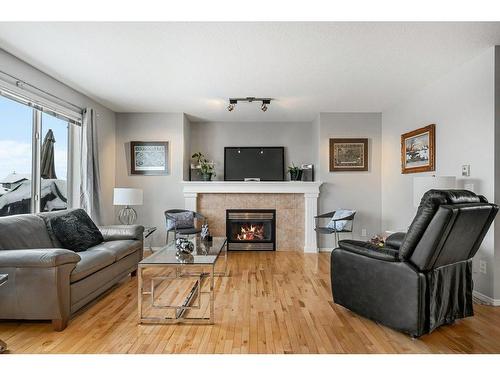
[80,108,101,223]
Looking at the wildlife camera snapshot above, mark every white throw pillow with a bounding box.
[326,209,356,231]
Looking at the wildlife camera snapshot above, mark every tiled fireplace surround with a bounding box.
[182,182,322,252]
[200,193,303,251]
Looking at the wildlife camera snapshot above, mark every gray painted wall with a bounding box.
[189,116,382,251]
[318,113,382,249]
[183,115,192,181]
[0,49,117,225]
[381,47,496,298]
[115,113,186,246]
[188,121,319,180]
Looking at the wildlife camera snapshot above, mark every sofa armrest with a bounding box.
[0,249,78,328]
[338,239,400,262]
[0,249,81,268]
[385,232,406,250]
[99,225,145,241]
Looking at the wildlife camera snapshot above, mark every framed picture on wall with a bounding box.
[329,138,368,172]
[130,141,169,175]
[401,124,435,174]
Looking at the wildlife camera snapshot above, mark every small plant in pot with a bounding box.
[288,163,303,181]
[192,152,216,181]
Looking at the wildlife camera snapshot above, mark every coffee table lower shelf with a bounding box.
[138,265,218,325]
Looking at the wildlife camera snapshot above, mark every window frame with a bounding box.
[0,79,82,214]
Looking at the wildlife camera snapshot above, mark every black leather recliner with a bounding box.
[331,190,498,337]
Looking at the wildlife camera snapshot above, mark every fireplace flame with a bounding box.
[236,223,265,241]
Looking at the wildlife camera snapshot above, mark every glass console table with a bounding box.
[137,237,227,325]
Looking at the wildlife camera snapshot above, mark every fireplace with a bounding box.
[226,209,276,251]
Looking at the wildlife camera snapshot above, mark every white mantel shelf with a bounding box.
[182,181,323,253]
[182,181,322,195]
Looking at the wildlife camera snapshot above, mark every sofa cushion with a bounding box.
[86,240,141,262]
[70,249,115,283]
[0,214,54,250]
[41,209,104,252]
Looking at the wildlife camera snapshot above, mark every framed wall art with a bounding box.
[130,141,169,175]
[401,124,435,174]
[329,138,368,172]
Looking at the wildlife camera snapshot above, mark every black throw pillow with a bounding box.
[48,209,104,252]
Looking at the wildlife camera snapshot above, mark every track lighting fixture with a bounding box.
[226,97,272,112]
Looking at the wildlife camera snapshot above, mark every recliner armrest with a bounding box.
[338,240,400,262]
[385,232,406,250]
[99,225,144,241]
[0,249,81,268]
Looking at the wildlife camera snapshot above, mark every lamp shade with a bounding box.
[413,176,456,208]
[113,188,143,206]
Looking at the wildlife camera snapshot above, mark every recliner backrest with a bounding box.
[399,190,498,271]
[409,202,497,271]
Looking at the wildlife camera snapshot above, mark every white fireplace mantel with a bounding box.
[182,181,323,253]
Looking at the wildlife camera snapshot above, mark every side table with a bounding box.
[144,226,157,252]
[0,274,7,353]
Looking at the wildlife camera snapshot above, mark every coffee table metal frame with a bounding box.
[138,239,227,325]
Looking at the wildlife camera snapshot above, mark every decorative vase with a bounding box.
[289,169,303,181]
[175,238,194,254]
[202,173,212,181]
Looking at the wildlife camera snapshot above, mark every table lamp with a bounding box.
[113,188,143,224]
[413,176,456,208]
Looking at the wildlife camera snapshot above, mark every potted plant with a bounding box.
[288,163,303,181]
[192,152,216,181]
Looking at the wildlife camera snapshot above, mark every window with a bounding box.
[0,93,78,217]
[40,112,69,212]
[0,95,33,216]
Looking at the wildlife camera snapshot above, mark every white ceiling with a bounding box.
[0,22,499,122]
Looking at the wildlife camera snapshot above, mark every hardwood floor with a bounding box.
[1,251,500,354]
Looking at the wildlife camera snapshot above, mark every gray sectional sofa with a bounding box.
[0,209,144,331]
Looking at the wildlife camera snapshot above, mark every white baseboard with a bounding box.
[319,248,333,253]
[303,246,319,253]
[145,246,163,252]
[473,290,500,306]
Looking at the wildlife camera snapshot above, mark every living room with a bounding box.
[1,0,500,372]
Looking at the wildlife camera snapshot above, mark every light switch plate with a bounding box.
[462,165,470,177]
[479,260,487,274]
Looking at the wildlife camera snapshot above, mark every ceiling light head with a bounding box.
[261,99,270,112]
[227,99,237,112]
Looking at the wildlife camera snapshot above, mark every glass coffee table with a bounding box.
[137,237,227,325]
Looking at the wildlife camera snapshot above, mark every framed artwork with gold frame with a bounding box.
[401,124,435,174]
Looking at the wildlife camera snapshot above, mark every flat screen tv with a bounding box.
[224,147,284,181]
